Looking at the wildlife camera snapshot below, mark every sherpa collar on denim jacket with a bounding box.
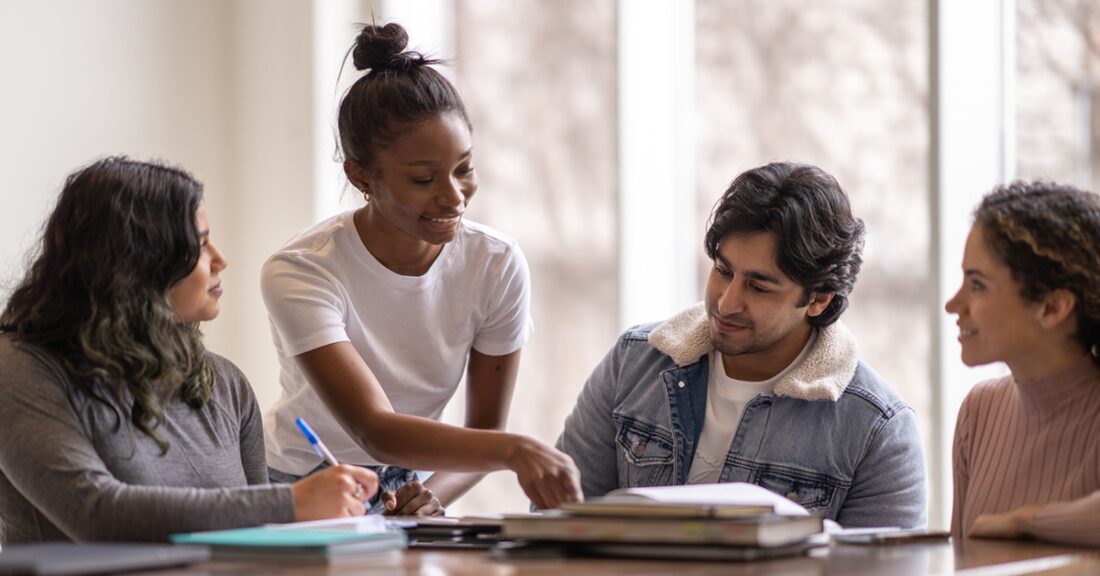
[647,302,858,402]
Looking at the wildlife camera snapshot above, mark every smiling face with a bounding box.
[944,224,1047,369]
[167,202,227,323]
[704,232,832,381]
[353,112,477,249]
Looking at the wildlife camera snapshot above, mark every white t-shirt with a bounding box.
[261,210,534,474]
[686,331,817,484]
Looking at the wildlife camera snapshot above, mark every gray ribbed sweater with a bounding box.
[952,356,1100,546]
[0,335,294,544]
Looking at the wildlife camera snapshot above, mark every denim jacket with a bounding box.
[557,304,927,528]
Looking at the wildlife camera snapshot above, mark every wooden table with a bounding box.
[143,538,1100,575]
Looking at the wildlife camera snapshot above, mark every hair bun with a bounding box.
[352,23,411,72]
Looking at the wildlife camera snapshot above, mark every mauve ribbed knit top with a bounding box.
[952,356,1100,546]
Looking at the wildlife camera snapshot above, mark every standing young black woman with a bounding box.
[262,23,581,515]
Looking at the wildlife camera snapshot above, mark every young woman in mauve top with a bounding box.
[261,22,581,515]
[947,181,1100,547]
[0,157,377,545]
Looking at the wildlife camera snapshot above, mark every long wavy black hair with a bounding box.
[1,157,214,452]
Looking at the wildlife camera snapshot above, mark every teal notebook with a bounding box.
[170,526,406,562]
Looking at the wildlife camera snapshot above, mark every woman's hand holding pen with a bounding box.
[290,465,379,521]
[290,417,380,520]
[506,436,583,510]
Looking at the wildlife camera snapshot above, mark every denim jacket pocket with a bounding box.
[752,466,840,513]
[612,415,676,487]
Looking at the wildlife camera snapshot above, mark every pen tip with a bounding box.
[295,418,316,442]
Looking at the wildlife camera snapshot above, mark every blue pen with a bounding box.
[295,417,340,467]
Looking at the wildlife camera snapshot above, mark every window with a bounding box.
[444,0,619,514]
[1017,0,1100,189]
[439,0,933,517]
[696,0,932,507]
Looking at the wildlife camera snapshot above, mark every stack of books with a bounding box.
[499,483,826,561]
[385,515,504,548]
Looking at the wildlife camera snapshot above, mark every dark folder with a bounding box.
[0,543,210,575]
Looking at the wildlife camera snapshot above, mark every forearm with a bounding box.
[368,408,579,512]
[300,344,528,473]
[353,411,527,473]
[403,348,515,507]
[1031,492,1100,546]
[424,471,487,507]
[21,474,294,542]
[95,484,294,542]
[355,348,528,473]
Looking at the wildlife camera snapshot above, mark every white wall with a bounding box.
[0,0,233,292]
[219,0,317,409]
[0,0,323,410]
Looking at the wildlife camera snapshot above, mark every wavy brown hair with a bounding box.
[1,157,213,452]
[975,181,1100,367]
[705,162,866,327]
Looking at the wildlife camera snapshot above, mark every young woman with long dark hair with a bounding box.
[0,157,377,544]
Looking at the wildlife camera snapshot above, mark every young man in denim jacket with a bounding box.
[557,162,927,528]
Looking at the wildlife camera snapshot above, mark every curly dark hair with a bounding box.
[974,181,1100,366]
[704,162,866,327]
[1,157,213,453]
[338,22,471,174]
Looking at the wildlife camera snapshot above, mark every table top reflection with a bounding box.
[134,538,1100,576]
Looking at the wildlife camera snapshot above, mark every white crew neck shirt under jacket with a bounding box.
[687,330,818,484]
[261,210,533,474]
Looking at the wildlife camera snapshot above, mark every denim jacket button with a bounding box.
[677,381,686,389]
[786,491,799,500]
[633,443,646,457]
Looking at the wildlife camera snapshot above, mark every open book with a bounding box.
[560,482,810,518]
